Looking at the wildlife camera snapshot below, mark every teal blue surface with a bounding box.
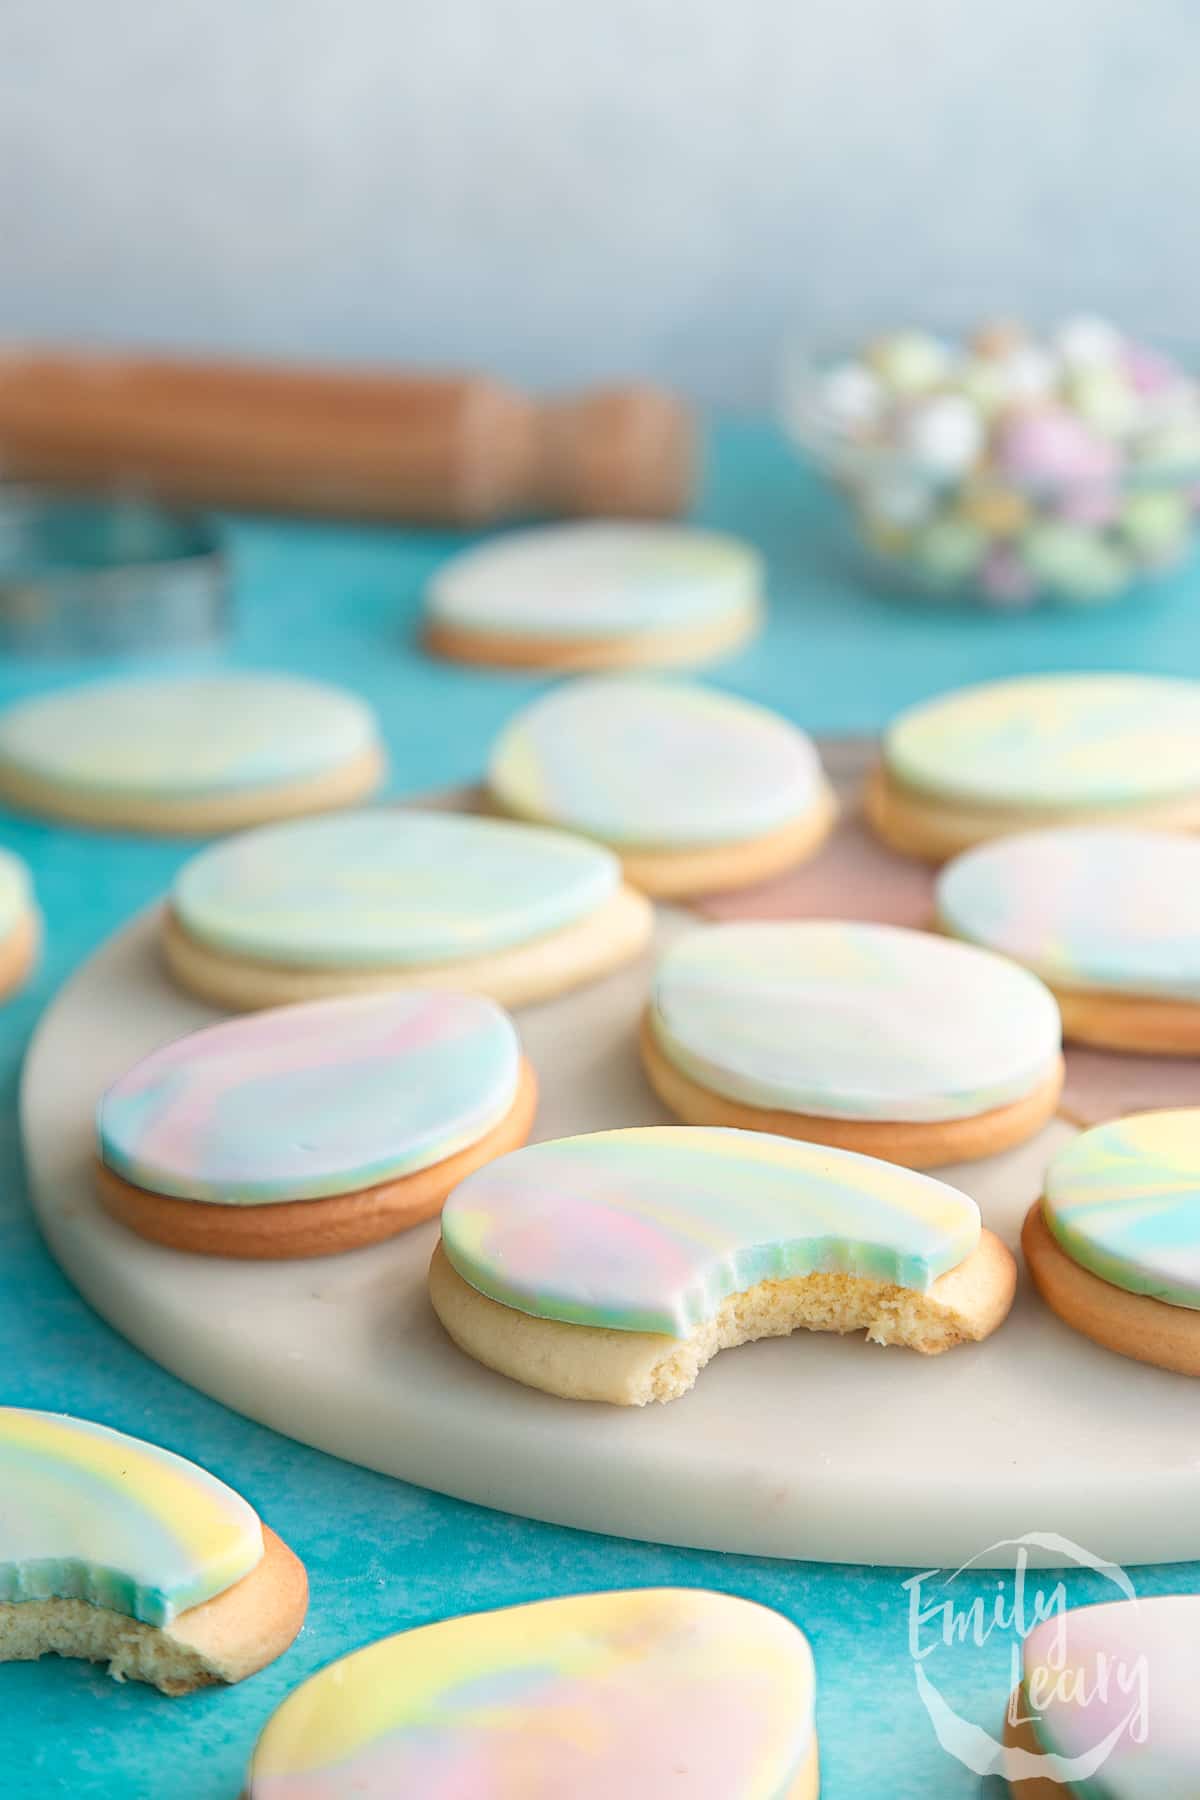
[2,420,1198,1800]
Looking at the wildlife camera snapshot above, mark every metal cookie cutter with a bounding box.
[0,489,226,655]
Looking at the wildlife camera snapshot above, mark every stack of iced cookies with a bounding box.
[867,671,1200,861]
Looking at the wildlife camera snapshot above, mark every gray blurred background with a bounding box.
[1,0,1193,405]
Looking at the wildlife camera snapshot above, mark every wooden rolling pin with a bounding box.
[0,348,697,523]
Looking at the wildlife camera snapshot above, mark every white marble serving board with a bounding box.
[21,899,1200,1569]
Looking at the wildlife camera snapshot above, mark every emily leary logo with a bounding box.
[904,1532,1150,1786]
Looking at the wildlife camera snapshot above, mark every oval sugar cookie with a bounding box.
[643,920,1063,1166]
[0,1407,306,1692]
[489,678,834,895]
[425,521,763,670]
[165,809,652,1012]
[938,827,1200,1053]
[0,673,384,832]
[247,1588,817,1800]
[432,1126,1016,1403]
[96,991,536,1257]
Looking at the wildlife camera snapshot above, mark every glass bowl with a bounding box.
[781,329,1200,610]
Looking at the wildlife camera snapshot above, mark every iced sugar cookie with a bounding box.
[424,522,763,670]
[867,673,1200,862]
[488,678,835,897]
[164,809,653,1012]
[0,673,384,833]
[939,828,1200,1054]
[0,849,38,999]
[96,991,536,1258]
[1023,1109,1200,1376]
[431,1126,1016,1405]
[0,1408,306,1693]
[246,1588,817,1799]
[643,922,1063,1168]
[1005,1596,1197,1797]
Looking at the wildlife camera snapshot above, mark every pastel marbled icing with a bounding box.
[248,1588,815,1800]
[427,521,761,640]
[651,921,1061,1122]
[938,828,1200,1001]
[98,991,521,1204]
[0,674,378,799]
[0,1408,262,1627]
[441,1125,980,1336]
[885,673,1200,809]
[489,678,825,848]
[0,849,32,939]
[1021,1596,1197,1799]
[1043,1109,1200,1310]
[171,809,619,967]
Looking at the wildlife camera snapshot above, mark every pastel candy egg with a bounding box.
[1120,488,1192,558]
[865,330,950,396]
[957,358,1011,417]
[1021,522,1129,602]
[979,544,1037,608]
[855,473,936,529]
[857,509,915,559]
[993,344,1059,404]
[815,360,884,431]
[1066,364,1138,437]
[995,407,1118,488]
[1133,419,1200,471]
[1054,484,1120,527]
[1122,339,1183,395]
[959,483,1030,537]
[897,394,985,476]
[910,517,986,587]
[1054,313,1124,370]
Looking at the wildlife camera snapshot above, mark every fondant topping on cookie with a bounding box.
[939,828,1200,1000]
[172,810,620,967]
[886,673,1200,809]
[489,678,824,847]
[0,675,377,799]
[247,1588,815,1800]
[1022,1596,1197,1797]
[651,921,1061,1121]
[0,849,31,938]
[1043,1110,1200,1310]
[0,1409,262,1626]
[428,522,761,640]
[442,1125,980,1335]
[98,991,521,1204]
